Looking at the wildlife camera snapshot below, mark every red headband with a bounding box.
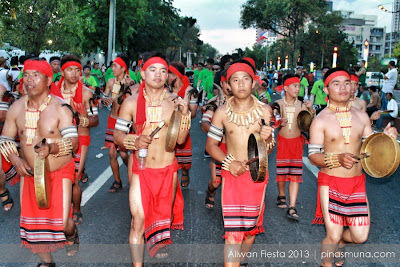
[284,77,300,87]
[221,75,227,82]
[169,65,183,79]
[61,61,82,72]
[351,74,359,83]
[227,63,255,81]
[113,57,128,74]
[324,71,350,87]
[24,60,53,78]
[142,57,168,71]
[243,57,256,68]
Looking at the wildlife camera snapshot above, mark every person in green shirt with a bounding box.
[49,56,61,83]
[356,60,367,87]
[104,61,114,84]
[255,79,272,103]
[310,66,330,114]
[91,62,103,87]
[82,65,98,90]
[296,66,309,101]
[198,58,215,102]
[193,63,204,89]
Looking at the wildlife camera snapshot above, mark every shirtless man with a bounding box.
[308,68,397,266]
[168,61,197,187]
[0,83,18,211]
[349,73,366,112]
[1,58,80,266]
[113,53,189,265]
[273,74,314,221]
[202,69,230,209]
[206,60,273,267]
[50,55,99,225]
[103,54,135,192]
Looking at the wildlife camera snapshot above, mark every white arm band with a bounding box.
[86,107,99,116]
[115,117,132,133]
[207,123,224,142]
[60,126,79,139]
[201,113,212,124]
[189,99,198,105]
[308,144,324,156]
[0,102,9,111]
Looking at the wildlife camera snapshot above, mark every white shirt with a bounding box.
[382,68,398,93]
[0,67,11,91]
[387,98,398,118]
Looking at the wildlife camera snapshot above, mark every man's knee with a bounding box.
[325,231,342,244]
[109,147,118,159]
[130,216,144,235]
[351,231,369,244]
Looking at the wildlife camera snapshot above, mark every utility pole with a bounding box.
[107,0,116,64]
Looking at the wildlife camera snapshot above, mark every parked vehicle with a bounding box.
[366,72,384,88]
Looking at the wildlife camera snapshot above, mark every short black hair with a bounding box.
[389,60,396,67]
[83,65,91,70]
[61,55,81,67]
[10,56,18,66]
[206,58,214,65]
[169,61,185,76]
[49,56,60,63]
[369,85,377,92]
[220,54,233,69]
[141,52,167,67]
[386,92,393,97]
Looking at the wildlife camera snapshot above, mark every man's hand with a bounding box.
[384,122,398,139]
[175,97,189,115]
[280,118,288,127]
[101,97,113,106]
[12,157,33,177]
[135,135,152,149]
[371,111,381,120]
[260,124,273,141]
[34,139,50,159]
[303,100,313,110]
[338,153,358,169]
[229,160,247,177]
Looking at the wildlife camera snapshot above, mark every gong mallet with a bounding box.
[149,120,165,138]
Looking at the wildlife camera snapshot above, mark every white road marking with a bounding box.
[302,156,319,178]
[81,157,123,206]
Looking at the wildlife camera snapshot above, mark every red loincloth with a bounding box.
[175,134,192,169]
[104,115,127,152]
[20,159,75,253]
[132,157,184,258]
[74,135,91,179]
[221,170,267,241]
[312,172,369,226]
[211,142,227,183]
[2,154,20,186]
[276,134,304,182]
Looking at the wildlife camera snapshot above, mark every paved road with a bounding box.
[1,94,400,267]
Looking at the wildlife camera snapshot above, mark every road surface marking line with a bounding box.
[81,157,123,206]
[303,156,319,178]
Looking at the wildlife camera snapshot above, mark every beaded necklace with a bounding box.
[328,101,352,144]
[60,81,78,105]
[25,95,51,145]
[283,97,297,131]
[226,95,263,128]
[143,89,167,139]
[111,77,126,100]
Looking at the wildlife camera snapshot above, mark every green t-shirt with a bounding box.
[299,76,309,97]
[193,69,200,88]
[53,72,62,82]
[359,67,366,86]
[129,70,137,83]
[255,91,271,103]
[104,68,114,84]
[18,67,24,79]
[310,80,327,105]
[83,76,97,88]
[136,71,141,83]
[204,75,214,100]
[91,69,103,87]
[199,69,213,90]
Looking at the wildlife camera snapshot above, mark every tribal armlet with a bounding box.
[180,112,191,131]
[115,117,132,133]
[189,99,198,105]
[221,154,236,171]
[123,134,138,150]
[78,116,89,127]
[265,133,276,150]
[52,138,73,158]
[0,137,19,163]
[86,107,98,116]
[324,153,341,169]
[308,144,324,156]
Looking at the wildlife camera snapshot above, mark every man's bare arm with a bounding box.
[205,108,226,163]
[308,118,326,167]
[113,96,135,147]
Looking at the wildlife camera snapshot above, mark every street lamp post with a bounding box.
[363,39,369,68]
[332,46,338,68]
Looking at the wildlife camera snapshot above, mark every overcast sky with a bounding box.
[173,0,392,55]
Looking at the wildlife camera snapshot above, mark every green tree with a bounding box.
[0,0,87,55]
[240,0,328,68]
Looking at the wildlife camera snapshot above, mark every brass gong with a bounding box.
[34,156,51,209]
[247,132,268,182]
[165,106,182,152]
[297,110,314,133]
[360,133,400,178]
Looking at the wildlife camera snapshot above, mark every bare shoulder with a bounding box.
[261,102,272,113]
[82,85,94,98]
[352,107,370,124]
[8,96,25,113]
[311,109,330,128]
[164,90,177,102]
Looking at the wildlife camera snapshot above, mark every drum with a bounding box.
[34,156,51,209]
[247,132,268,182]
[165,106,182,152]
[360,133,400,178]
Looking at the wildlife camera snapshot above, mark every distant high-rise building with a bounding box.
[393,0,400,32]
